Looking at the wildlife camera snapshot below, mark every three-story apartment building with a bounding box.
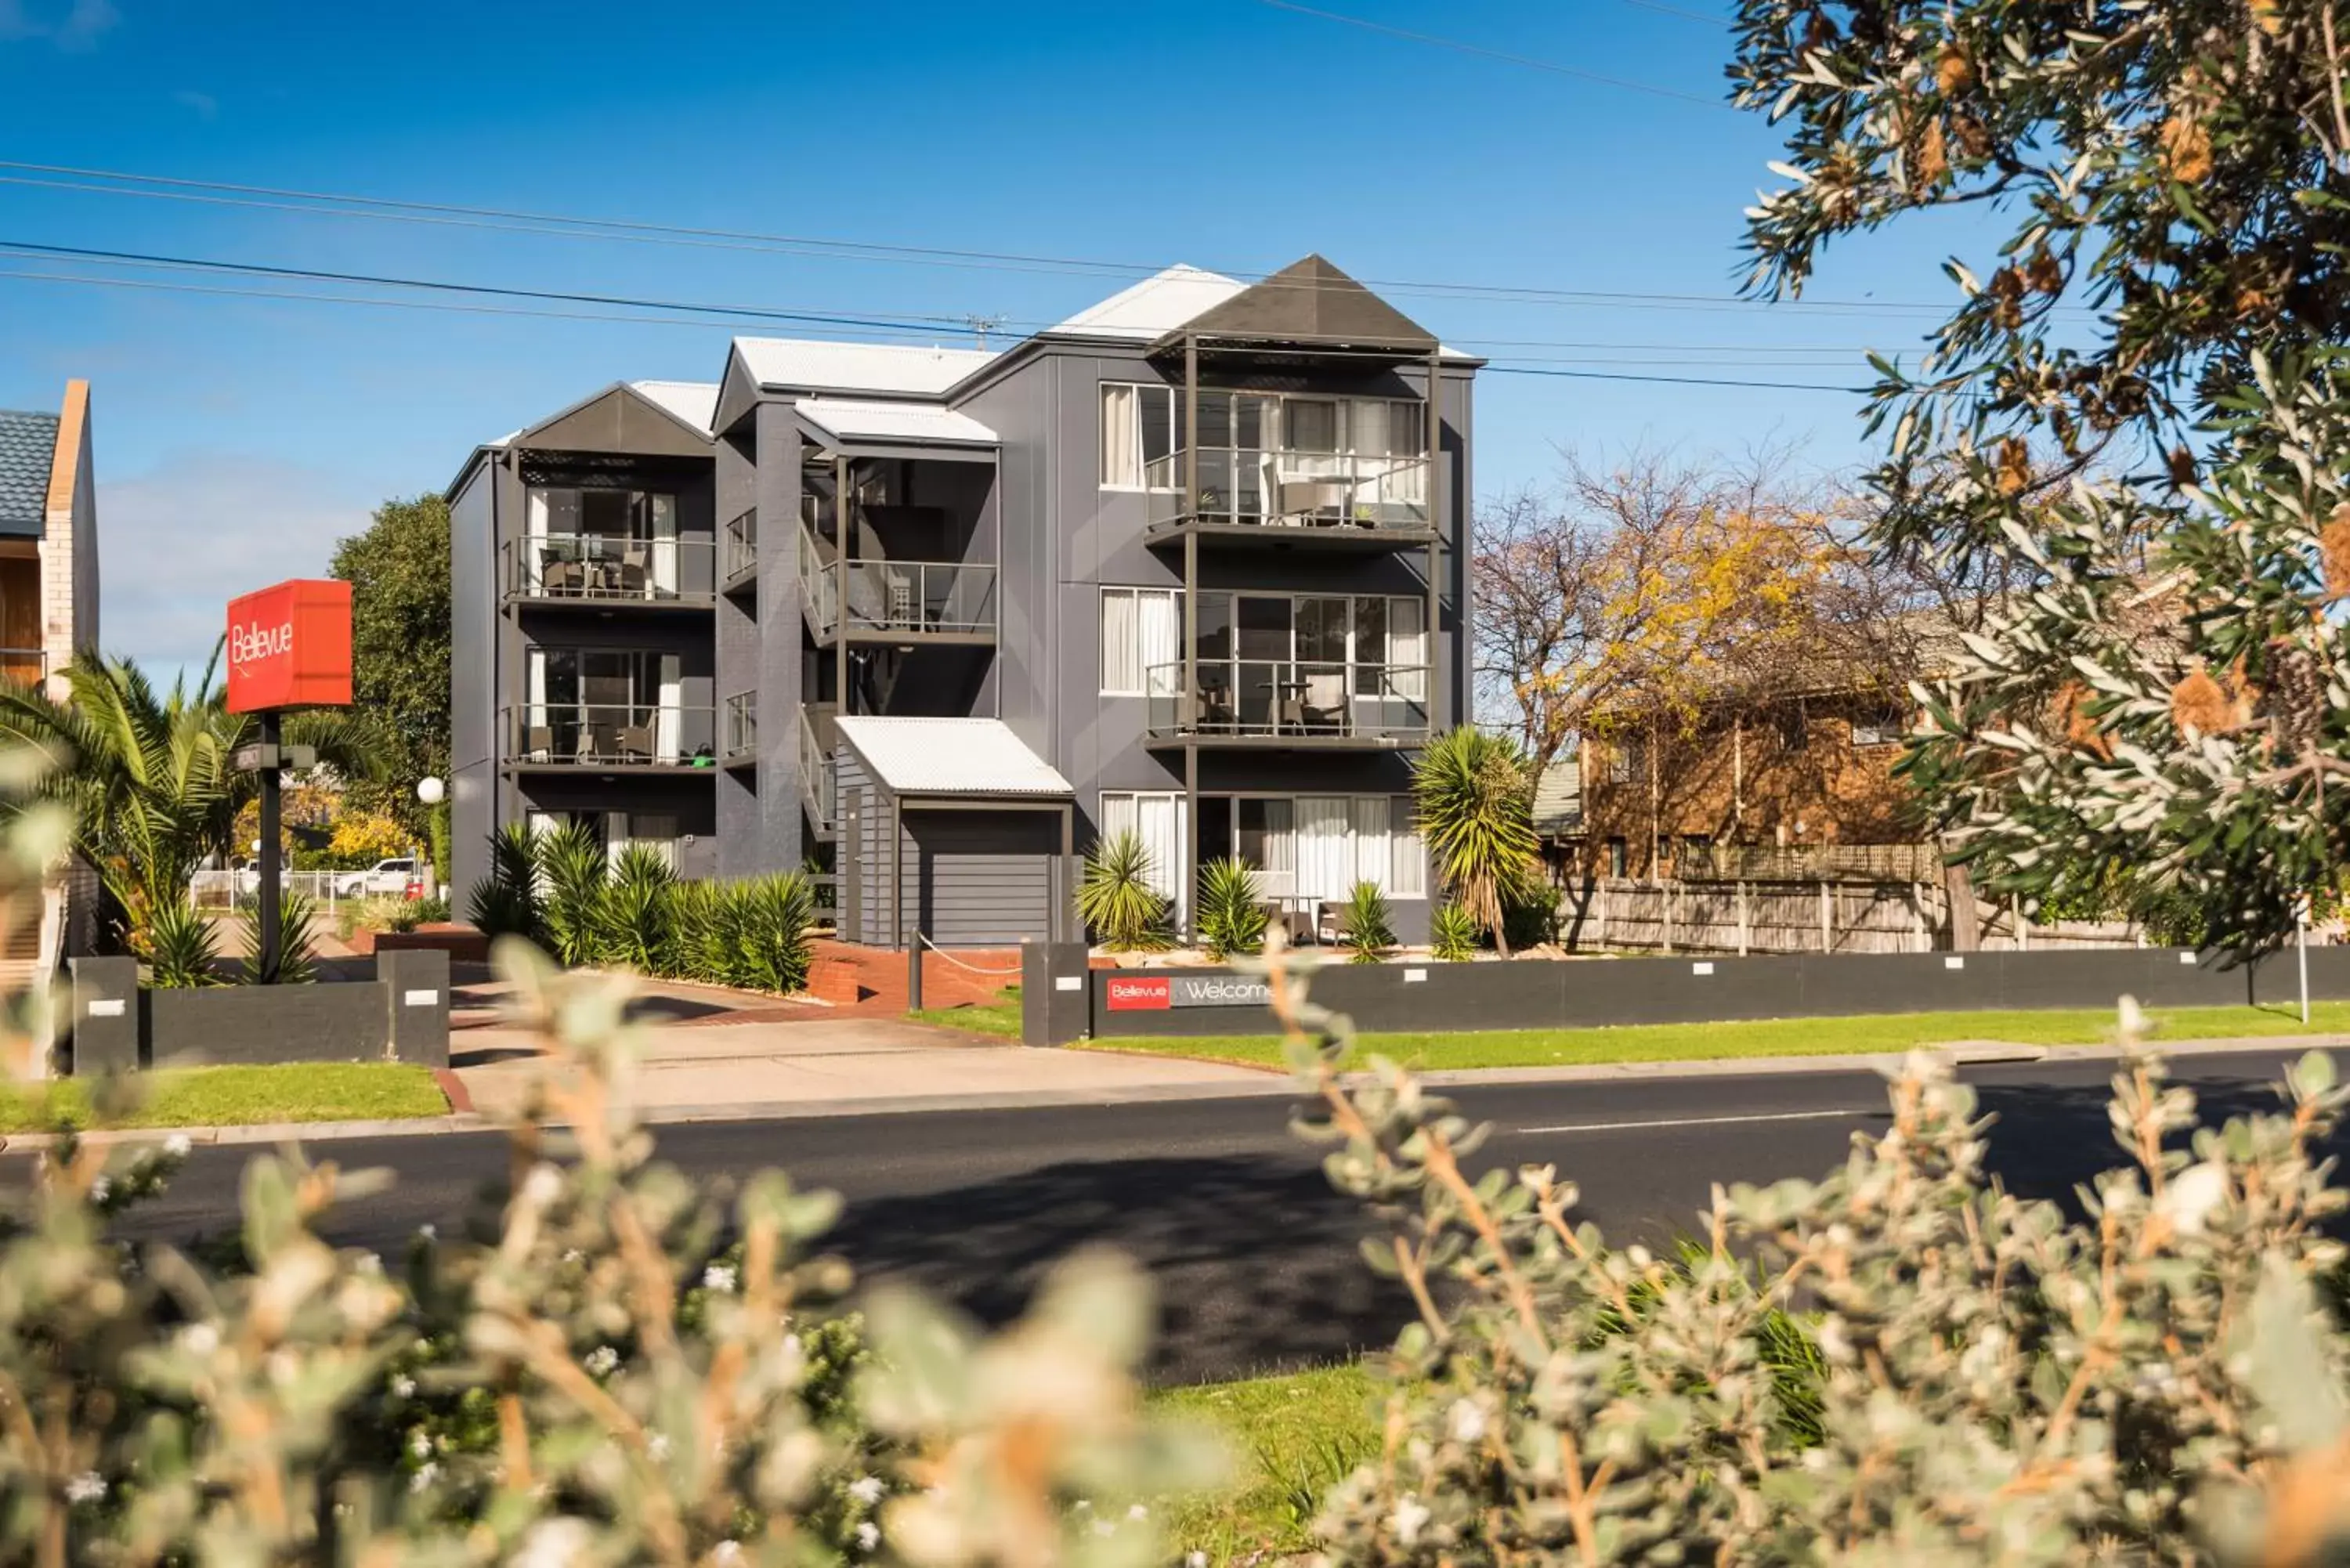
[450,257,1477,946]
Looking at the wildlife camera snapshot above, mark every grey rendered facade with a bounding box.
[450,258,1477,946]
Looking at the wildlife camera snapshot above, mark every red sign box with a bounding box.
[1104,975,1171,1012]
[226,579,353,714]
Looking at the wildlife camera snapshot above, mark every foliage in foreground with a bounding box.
[468,821,817,993]
[0,942,1217,1565]
[1265,931,2350,1563]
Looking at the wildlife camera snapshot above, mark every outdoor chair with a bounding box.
[1300,670,1348,731]
[1316,901,1345,945]
[618,543,649,596]
[526,725,553,762]
[884,569,916,627]
[615,724,654,762]
[540,551,584,595]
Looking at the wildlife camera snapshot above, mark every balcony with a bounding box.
[722,692,757,767]
[1144,659,1433,748]
[799,709,837,837]
[1142,450,1433,547]
[722,509,757,591]
[797,521,996,646]
[504,703,719,770]
[503,533,716,609]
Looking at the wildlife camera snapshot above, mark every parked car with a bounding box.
[334,858,420,898]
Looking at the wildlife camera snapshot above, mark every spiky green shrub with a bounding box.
[144,896,219,988]
[535,818,609,967]
[724,873,816,994]
[660,876,728,984]
[465,821,544,942]
[596,844,676,972]
[1411,726,1539,957]
[237,887,317,985]
[1337,880,1394,964]
[1077,829,1172,952]
[1429,901,1479,961]
[1196,856,1267,961]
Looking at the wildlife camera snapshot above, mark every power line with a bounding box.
[0,159,2020,319]
[1614,0,1727,24]
[1252,0,1730,108]
[0,263,1865,392]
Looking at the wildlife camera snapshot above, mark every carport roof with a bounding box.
[833,717,1074,799]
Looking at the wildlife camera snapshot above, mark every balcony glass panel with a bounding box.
[507,533,714,603]
[723,508,757,583]
[1144,660,1431,742]
[507,703,717,766]
[1143,450,1431,533]
[723,692,757,757]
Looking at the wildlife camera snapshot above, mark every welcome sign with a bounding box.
[1102,974,1274,1011]
[226,579,354,714]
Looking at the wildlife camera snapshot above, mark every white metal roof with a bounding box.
[833,717,1074,799]
[733,337,997,396]
[630,379,719,435]
[796,398,998,448]
[1047,264,1247,340]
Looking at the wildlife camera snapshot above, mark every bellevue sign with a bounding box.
[226,579,354,981]
[226,579,352,715]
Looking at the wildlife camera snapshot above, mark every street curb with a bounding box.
[0,1113,494,1154]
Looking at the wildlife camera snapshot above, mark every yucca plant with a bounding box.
[661,877,727,984]
[466,821,544,942]
[238,887,317,985]
[1195,856,1267,961]
[597,844,676,972]
[537,820,609,968]
[1077,830,1172,952]
[1411,725,1540,957]
[729,873,816,993]
[1338,880,1395,964]
[1430,900,1480,961]
[146,897,220,988]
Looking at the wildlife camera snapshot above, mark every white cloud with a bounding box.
[96,453,371,681]
[0,0,117,47]
[172,88,217,119]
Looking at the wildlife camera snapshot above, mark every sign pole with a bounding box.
[257,711,282,984]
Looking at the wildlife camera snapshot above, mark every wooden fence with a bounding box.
[1553,876,2151,956]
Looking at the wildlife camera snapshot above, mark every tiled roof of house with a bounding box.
[0,409,60,537]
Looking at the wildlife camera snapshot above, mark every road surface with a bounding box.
[27,1049,2331,1383]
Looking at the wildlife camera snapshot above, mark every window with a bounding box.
[1390,795,1426,898]
[1604,739,1643,787]
[1098,791,1185,909]
[1606,836,1629,878]
[523,487,681,595]
[1100,587,1182,695]
[522,648,685,762]
[1207,793,1423,902]
[1100,383,1177,489]
[1850,706,1906,747]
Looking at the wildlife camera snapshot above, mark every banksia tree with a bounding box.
[1735,0,2350,952]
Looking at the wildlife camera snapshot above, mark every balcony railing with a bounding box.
[723,692,757,760]
[723,508,757,586]
[1142,450,1431,534]
[505,703,718,767]
[799,709,836,833]
[504,534,715,605]
[797,520,996,641]
[1144,660,1432,742]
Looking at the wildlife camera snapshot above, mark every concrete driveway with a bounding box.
[453,1012,1271,1122]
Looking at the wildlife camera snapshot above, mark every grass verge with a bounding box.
[1079,1000,2350,1072]
[909,984,1022,1038]
[0,1064,451,1133]
[1149,1362,1380,1563]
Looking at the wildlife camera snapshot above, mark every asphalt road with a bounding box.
[27,1048,2336,1383]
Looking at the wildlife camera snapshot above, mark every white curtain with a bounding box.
[1297,797,1353,902]
[1101,590,1140,693]
[1352,797,1391,891]
[1100,792,1184,912]
[525,649,548,753]
[655,654,681,761]
[525,490,549,592]
[649,494,678,595]
[1139,591,1180,698]
[1257,799,1296,900]
[1101,385,1141,486]
[1387,598,1427,703]
[1389,795,1427,898]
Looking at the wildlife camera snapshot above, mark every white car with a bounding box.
[335,858,420,899]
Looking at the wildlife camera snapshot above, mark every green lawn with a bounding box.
[0,1064,451,1133]
[1077,1000,2350,1072]
[1149,1362,1381,1563]
[909,985,1022,1038]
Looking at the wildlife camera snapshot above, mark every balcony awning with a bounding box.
[794,399,1000,461]
[834,717,1073,801]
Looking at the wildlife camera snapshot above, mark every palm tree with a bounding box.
[1411,725,1540,957]
[0,650,386,956]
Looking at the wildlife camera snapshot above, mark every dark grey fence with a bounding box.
[64,949,450,1072]
[1043,945,2350,1044]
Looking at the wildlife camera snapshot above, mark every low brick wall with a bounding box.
[353,923,492,964]
[66,949,451,1072]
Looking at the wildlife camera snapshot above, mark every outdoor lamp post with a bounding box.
[417,776,446,806]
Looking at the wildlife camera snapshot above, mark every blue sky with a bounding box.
[0,0,1991,676]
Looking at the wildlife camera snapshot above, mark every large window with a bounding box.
[527,811,681,871]
[1097,791,1186,911]
[1101,587,1183,696]
[1194,793,1424,903]
[522,648,685,763]
[1099,383,1424,493]
[523,487,681,595]
[1187,592,1426,732]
